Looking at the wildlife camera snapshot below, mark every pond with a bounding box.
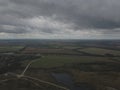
[51,73,94,90]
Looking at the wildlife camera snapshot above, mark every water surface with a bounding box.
[52,73,94,90]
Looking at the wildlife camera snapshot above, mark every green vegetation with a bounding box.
[0,40,120,90]
[26,55,111,68]
[71,69,120,90]
[0,46,24,52]
[22,47,81,55]
[79,47,120,56]
[62,46,83,49]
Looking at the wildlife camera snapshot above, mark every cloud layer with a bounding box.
[0,0,120,39]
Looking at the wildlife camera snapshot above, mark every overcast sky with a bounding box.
[0,0,120,39]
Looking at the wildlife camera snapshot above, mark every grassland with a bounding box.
[71,69,120,90]
[0,46,24,52]
[23,55,111,68]
[79,47,120,56]
[0,40,119,90]
[22,47,82,55]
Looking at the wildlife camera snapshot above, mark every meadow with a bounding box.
[0,46,24,52]
[25,55,111,68]
[78,47,120,56]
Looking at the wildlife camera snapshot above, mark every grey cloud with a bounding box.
[0,25,28,34]
[0,0,120,38]
[9,0,120,29]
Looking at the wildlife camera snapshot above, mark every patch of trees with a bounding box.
[0,54,41,74]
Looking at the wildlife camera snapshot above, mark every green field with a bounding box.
[79,47,120,56]
[0,46,24,52]
[24,55,111,68]
[71,70,120,90]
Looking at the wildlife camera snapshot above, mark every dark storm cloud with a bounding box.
[0,0,120,36]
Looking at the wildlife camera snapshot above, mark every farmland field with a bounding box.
[24,55,112,68]
[0,46,24,52]
[22,47,82,55]
[0,39,120,90]
[79,47,120,56]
